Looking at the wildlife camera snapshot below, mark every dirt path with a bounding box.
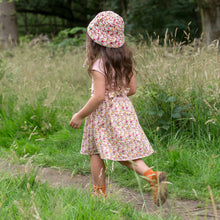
[0,158,219,219]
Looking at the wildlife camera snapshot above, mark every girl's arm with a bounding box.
[127,75,137,96]
[69,71,105,129]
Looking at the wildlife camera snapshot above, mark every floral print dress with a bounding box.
[80,59,154,161]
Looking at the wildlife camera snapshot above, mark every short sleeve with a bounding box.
[92,59,105,75]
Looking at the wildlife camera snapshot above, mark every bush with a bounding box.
[134,80,219,140]
[52,27,86,48]
[135,84,192,132]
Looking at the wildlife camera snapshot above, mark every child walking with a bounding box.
[69,11,168,206]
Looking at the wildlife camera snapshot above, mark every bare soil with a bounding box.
[0,158,219,219]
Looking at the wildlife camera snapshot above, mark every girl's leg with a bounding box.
[118,159,150,175]
[90,154,106,196]
[90,154,106,186]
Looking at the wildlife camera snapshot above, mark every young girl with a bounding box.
[69,11,168,206]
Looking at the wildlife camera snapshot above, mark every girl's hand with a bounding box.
[69,113,83,129]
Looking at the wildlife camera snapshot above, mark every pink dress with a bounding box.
[80,59,154,161]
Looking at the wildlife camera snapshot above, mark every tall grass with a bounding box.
[0,45,89,148]
[0,41,219,205]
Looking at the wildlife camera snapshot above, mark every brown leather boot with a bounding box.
[149,171,168,206]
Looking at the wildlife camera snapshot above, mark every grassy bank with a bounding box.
[0,41,219,208]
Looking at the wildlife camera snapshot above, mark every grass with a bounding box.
[0,40,219,217]
[0,168,164,220]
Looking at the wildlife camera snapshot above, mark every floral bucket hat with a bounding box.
[87,11,125,48]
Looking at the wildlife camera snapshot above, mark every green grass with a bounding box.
[0,40,219,216]
[1,169,165,220]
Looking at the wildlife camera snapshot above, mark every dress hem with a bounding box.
[80,151,154,161]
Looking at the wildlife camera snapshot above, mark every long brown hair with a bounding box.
[86,34,134,89]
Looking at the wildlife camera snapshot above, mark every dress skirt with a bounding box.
[80,90,154,161]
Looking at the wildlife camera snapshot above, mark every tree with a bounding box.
[0,0,19,49]
[15,0,102,28]
[198,0,220,45]
[14,0,103,36]
[125,0,201,43]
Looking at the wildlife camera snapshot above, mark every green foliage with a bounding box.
[134,83,219,139]
[135,84,192,132]
[52,27,86,48]
[18,34,34,44]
